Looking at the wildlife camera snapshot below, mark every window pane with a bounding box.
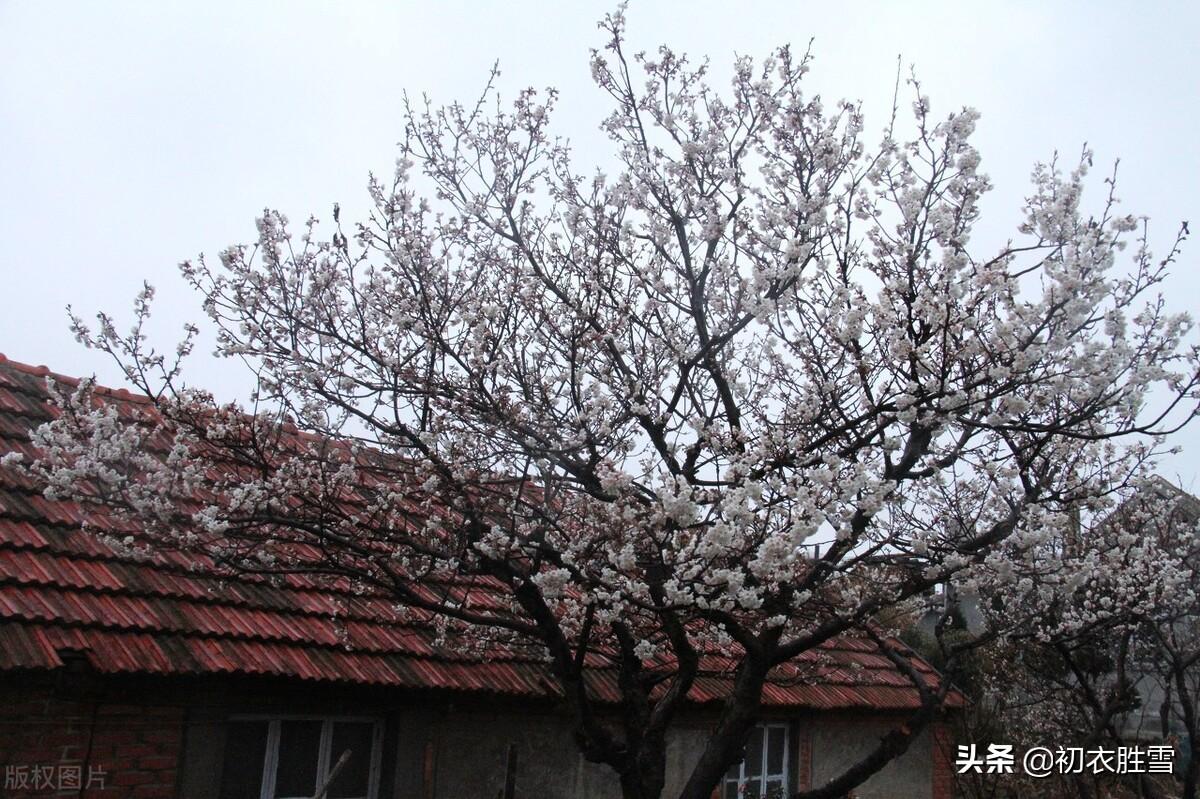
[745,777,762,797]
[766,726,785,775]
[328,722,374,798]
[764,777,785,798]
[275,720,323,798]
[220,721,269,799]
[744,726,763,777]
[723,783,740,799]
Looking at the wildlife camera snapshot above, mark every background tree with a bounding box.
[16,8,1199,799]
[918,478,1200,799]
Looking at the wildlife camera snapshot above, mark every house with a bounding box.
[0,354,959,799]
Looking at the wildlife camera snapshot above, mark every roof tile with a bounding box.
[0,356,960,710]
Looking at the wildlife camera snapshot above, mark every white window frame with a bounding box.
[722,723,789,799]
[229,714,384,799]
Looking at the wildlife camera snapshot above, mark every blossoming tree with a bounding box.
[20,9,1199,799]
[949,479,1200,799]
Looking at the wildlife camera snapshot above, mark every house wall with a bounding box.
[406,705,949,799]
[805,713,953,799]
[0,674,183,799]
[399,706,728,798]
[402,705,622,798]
[1,671,952,799]
[931,723,955,799]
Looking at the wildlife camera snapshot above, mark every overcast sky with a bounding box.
[2,1,1198,483]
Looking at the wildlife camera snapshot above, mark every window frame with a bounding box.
[722,722,790,799]
[227,714,384,799]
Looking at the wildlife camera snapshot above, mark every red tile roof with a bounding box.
[0,354,959,711]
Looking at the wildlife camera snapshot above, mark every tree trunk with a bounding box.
[675,660,770,799]
[1172,660,1198,799]
[1183,748,1198,799]
[794,700,939,799]
[619,762,666,799]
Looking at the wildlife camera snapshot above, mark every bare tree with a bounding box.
[16,8,1199,799]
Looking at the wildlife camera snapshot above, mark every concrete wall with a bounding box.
[806,714,947,799]
[419,711,716,799]
[417,707,947,799]
[417,707,622,798]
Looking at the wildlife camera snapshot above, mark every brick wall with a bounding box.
[0,686,183,799]
[795,724,812,792]
[930,721,954,799]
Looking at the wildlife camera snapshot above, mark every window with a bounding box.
[219,716,383,799]
[722,723,789,799]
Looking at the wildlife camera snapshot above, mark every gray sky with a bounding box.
[2,1,1198,483]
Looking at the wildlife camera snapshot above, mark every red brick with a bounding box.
[81,789,123,799]
[1,699,49,715]
[43,730,87,747]
[92,730,139,746]
[48,698,90,715]
[0,687,188,799]
[931,721,955,799]
[86,746,118,763]
[130,785,177,799]
[141,729,182,745]
[112,770,156,787]
[115,743,157,759]
[137,755,176,771]
[796,726,813,791]
[105,757,140,773]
